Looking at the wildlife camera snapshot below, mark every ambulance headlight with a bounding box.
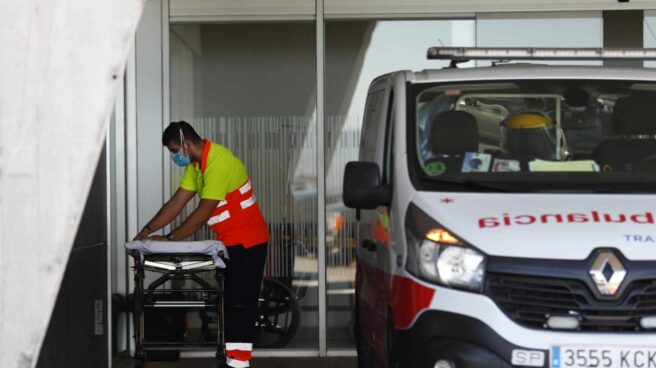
[406,203,487,292]
[436,245,485,290]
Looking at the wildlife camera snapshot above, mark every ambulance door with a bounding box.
[356,80,393,363]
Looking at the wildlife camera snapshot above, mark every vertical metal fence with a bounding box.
[170,115,362,281]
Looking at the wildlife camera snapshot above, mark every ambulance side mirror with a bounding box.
[343,161,391,209]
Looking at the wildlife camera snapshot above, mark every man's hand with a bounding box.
[148,235,167,241]
[133,228,150,241]
[134,188,195,241]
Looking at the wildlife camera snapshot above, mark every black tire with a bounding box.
[386,309,397,368]
[254,278,301,348]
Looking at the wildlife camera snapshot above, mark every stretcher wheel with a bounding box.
[254,277,300,348]
[133,355,146,368]
[215,353,227,368]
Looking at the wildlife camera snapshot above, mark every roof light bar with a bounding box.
[427,47,656,61]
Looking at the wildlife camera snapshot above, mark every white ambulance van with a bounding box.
[343,48,656,368]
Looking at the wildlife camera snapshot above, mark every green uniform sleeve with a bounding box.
[200,159,231,200]
[179,165,197,192]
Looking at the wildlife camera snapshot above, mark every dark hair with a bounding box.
[162,121,203,146]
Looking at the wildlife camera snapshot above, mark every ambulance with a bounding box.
[343,48,656,368]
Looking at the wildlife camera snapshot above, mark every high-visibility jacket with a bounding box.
[180,140,268,247]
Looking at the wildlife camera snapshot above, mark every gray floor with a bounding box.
[115,358,357,368]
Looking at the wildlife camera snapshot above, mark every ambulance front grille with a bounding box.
[485,272,656,332]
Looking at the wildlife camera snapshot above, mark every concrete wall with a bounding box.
[325,21,375,118]
[195,22,374,119]
[0,1,143,366]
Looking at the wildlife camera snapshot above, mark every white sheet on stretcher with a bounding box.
[125,240,228,269]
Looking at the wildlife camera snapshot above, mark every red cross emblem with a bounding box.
[441,198,454,204]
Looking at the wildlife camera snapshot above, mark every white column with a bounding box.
[0,1,144,367]
[134,0,170,234]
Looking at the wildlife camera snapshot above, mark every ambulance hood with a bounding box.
[412,192,656,260]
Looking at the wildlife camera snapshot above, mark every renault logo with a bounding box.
[589,252,626,296]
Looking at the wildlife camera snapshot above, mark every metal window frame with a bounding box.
[106,106,113,368]
[316,0,327,357]
[125,36,138,358]
[162,0,172,235]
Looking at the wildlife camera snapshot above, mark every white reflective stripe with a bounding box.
[207,210,230,226]
[207,216,219,226]
[227,358,250,368]
[240,196,256,209]
[226,343,253,351]
[217,200,227,207]
[238,180,251,194]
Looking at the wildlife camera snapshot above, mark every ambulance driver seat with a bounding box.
[425,110,479,174]
[593,92,656,172]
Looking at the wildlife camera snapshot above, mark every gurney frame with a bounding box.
[130,252,226,368]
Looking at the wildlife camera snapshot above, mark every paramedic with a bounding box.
[134,121,268,368]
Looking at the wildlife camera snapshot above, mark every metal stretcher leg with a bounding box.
[133,263,146,367]
[216,270,226,367]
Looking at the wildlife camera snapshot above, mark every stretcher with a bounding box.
[125,240,228,368]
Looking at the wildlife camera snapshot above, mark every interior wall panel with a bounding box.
[37,150,108,368]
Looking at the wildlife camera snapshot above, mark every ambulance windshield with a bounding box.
[413,80,656,191]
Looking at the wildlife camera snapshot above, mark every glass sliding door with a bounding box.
[323,19,475,348]
[169,22,319,350]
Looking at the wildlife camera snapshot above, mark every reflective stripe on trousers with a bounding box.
[226,342,253,368]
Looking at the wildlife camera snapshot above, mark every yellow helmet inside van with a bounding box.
[505,113,553,129]
[500,112,560,160]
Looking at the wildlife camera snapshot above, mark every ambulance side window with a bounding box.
[383,90,394,186]
[360,89,387,165]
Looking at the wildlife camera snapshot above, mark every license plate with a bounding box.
[551,346,656,368]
